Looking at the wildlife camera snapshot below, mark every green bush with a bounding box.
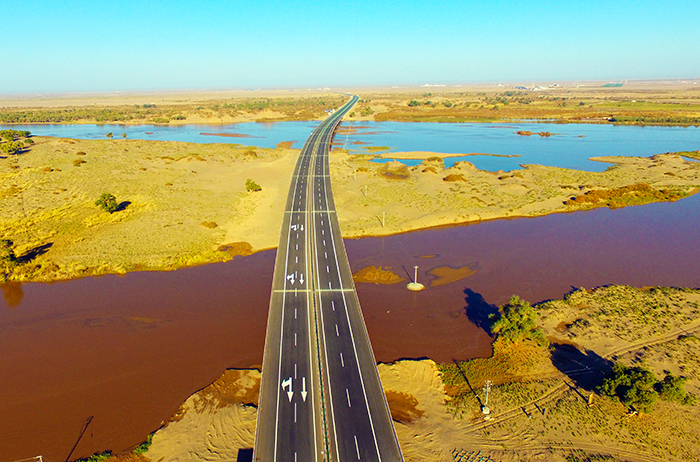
[0,140,24,154]
[599,363,659,412]
[75,451,112,462]
[408,100,420,107]
[245,179,262,192]
[655,373,696,405]
[95,193,118,213]
[491,295,547,345]
[134,433,154,455]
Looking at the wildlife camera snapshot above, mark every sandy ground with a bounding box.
[3,82,700,127]
[2,138,699,282]
[0,88,333,109]
[139,286,700,462]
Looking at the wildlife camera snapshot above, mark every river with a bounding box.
[1,121,699,460]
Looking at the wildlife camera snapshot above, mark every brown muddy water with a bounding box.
[2,195,700,460]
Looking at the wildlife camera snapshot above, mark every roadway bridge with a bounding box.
[254,96,403,462]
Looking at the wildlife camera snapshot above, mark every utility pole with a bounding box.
[413,265,419,284]
[482,380,492,415]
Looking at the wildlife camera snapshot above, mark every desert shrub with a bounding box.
[75,451,112,462]
[0,141,24,154]
[134,433,154,455]
[565,183,687,208]
[408,100,420,107]
[73,159,86,167]
[491,295,547,345]
[95,193,118,213]
[599,363,659,412]
[655,373,696,405]
[0,129,31,141]
[245,179,262,192]
[1,239,18,276]
[443,173,466,182]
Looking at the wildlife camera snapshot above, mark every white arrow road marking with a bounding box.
[299,273,304,285]
[282,377,294,401]
[301,376,308,402]
[291,224,298,231]
[286,273,295,285]
[300,224,304,231]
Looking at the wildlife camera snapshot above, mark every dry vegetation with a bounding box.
[0,95,346,125]
[331,150,700,239]
[0,136,296,281]
[345,83,700,125]
[93,286,700,462]
[2,135,699,283]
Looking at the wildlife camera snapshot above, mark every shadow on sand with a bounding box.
[550,343,613,390]
[18,242,53,263]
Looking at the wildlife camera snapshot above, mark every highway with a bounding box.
[254,96,403,462]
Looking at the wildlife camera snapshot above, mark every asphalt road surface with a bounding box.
[254,96,403,462]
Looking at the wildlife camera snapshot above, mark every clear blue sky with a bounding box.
[3,0,699,93]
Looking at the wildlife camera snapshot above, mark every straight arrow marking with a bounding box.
[301,376,308,402]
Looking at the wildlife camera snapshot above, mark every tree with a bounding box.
[106,132,113,139]
[95,193,118,213]
[408,100,420,107]
[655,373,695,405]
[0,141,24,155]
[599,363,659,412]
[122,133,127,139]
[491,295,547,344]
[245,179,262,192]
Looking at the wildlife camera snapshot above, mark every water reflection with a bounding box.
[1,282,23,308]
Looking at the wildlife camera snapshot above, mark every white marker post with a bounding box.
[407,264,425,291]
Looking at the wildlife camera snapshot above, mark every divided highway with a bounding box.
[254,96,403,462]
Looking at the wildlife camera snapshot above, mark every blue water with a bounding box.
[1,121,320,149]
[5,120,699,172]
[337,121,700,172]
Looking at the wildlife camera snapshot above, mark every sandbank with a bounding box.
[141,285,700,462]
[1,137,699,283]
